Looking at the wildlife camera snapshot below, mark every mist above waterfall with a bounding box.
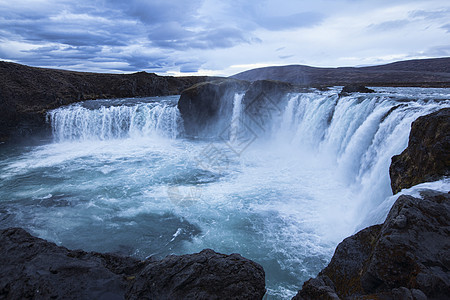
[1,88,449,298]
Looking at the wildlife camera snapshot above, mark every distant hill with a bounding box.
[231,57,450,87]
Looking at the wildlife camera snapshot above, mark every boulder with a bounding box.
[0,227,142,299]
[338,85,375,97]
[293,190,450,299]
[390,108,450,194]
[127,249,266,300]
[0,227,266,299]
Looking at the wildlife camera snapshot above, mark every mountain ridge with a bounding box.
[231,57,450,87]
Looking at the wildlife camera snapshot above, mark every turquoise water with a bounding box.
[1,88,449,298]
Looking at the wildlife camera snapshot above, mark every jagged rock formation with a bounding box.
[390,108,450,194]
[0,61,218,142]
[0,228,265,299]
[293,190,450,300]
[232,57,450,88]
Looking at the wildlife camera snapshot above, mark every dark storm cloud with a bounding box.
[179,63,201,73]
[0,0,262,72]
[106,0,203,25]
[31,29,126,47]
[217,1,325,31]
[125,53,173,70]
[1,0,449,74]
[24,45,103,59]
[148,24,252,49]
[0,11,135,47]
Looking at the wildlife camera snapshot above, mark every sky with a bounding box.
[0,0,449,76]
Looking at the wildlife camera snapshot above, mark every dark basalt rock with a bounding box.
[241,80,301,135]
[0,227,266,300]
[127,249,266,300]
[293,190,450,300]
[0,61,218,142]
[0,227,142,299]
[241,79,298,106]
[338,85,375,97]
[390,108,450,194]
[177,78,250,137]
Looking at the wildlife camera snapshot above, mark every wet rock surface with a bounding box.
[178,78,250,137]
[0,228,266,300]
[293,190,450,300]
[0,227,140,299]
[127,249,266,300]
[390,108,450,194]
[178,79,302,137]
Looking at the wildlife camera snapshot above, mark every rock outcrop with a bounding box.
[178,79,250,137]
[338,85,375,97]
[178,79,302,137]
[127,249,266,300]
[390,108,450,194]
[0,61,217,142]
[293,190,450,300]
[0,227,266,299]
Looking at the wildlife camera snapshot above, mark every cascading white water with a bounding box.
[264,89,449,228]
[229,93,245,141]
[1,89,449,299]
[47,97,182,141]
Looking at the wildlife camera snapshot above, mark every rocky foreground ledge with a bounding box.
[0,228,265,299]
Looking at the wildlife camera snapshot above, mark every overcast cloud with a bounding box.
[0,0,449,76]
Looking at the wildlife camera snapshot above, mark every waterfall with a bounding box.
[47,98,182,142]
[227,88,449,228]
[7,87,450,299]
[229,93,245,141]
[46,89,449,225]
